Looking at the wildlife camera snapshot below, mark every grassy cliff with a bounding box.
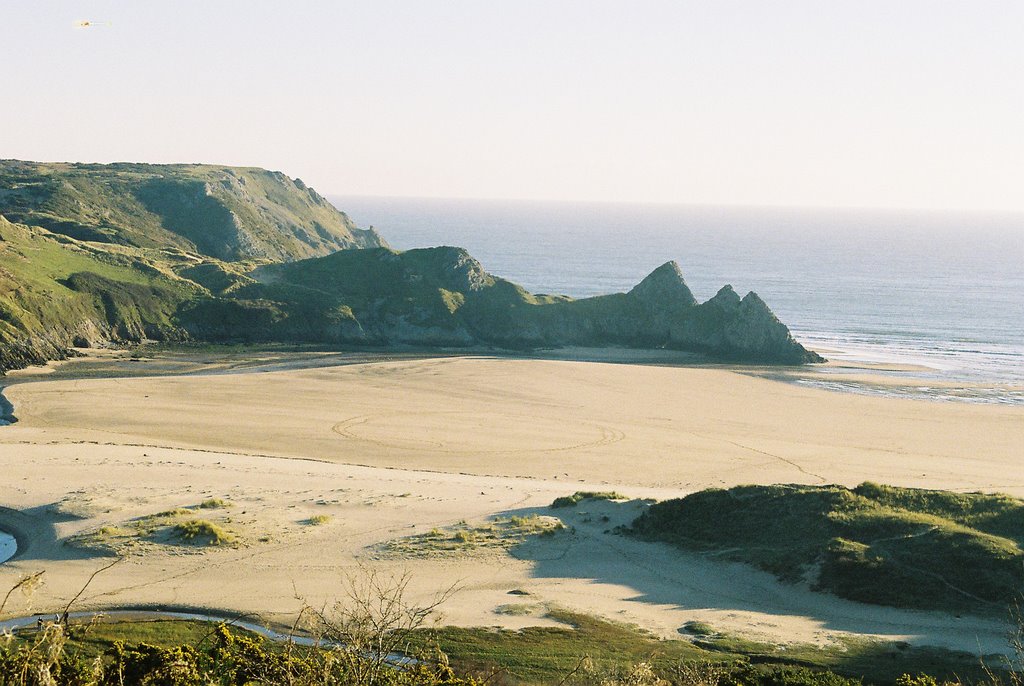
[179,245,819,363]
[0,160,384,261]
[629,483,1024,615]
[0,217,197,371]
[0,161,821,370]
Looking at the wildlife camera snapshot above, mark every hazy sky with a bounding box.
[2,2,1022,211]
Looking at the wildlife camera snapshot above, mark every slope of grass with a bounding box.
[629,483,1024,615]
[0,160,384,261]
[408,610,1001,685]
[0,218,198,370]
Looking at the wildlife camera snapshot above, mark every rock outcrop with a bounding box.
[628,261,697,308]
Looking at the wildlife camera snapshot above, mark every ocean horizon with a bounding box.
[333,195,1024,402]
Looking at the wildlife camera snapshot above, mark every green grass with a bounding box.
[56,619,239,659]
[681,620,716,636]
[629,483,1024,614]
[197,498,231,509]
[0,160,381,262]
[7,613,1006,686]
[550,491,628,508]
[0,216,199,371]
[408,609,999,685]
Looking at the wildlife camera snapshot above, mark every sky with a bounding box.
[1,1,1022,212]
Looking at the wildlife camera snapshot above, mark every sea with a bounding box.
[332,196,1024,405]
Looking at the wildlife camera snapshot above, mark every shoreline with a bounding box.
[4,343,1021,408]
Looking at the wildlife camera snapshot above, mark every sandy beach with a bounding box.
[1,352,1022,654]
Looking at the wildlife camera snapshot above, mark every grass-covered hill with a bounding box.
[184,246,819,363]
[0,217,199,370]
[0,160,384,261]
[0,160,822,371]
[629,483,1024,615]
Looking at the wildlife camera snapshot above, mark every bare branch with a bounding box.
[0,571,45,617]
[60,556,123,625]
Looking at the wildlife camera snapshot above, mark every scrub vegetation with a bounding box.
[67,503,240,554]
[379,515,566,558]
[629,483,1024,615]
[550,491,629,508]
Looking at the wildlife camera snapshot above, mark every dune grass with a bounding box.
[70,504,241,554]
[550,491,628,508]
[629,483,1024,615]
[380,515,565,558]
[306,514,332,526]
[173,519,235,545]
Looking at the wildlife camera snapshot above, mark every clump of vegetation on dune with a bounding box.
[306,514,333,526]
[67,502,241,554]
[380,515,566,558]
[551,491,628,508]
[629,482,1024,614]
[172,519,234,546]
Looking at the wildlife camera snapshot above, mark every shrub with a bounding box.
[551,491,627,508]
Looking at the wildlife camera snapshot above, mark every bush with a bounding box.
[629,483,1024,614]
[551,491,627,508]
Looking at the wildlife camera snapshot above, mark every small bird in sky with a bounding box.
[75,20,111,29]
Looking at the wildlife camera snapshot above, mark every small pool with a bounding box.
[0,532,16,563]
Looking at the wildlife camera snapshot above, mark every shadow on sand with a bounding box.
[496,498,1011,659]
[0,504,108,565]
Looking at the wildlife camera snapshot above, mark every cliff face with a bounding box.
[0,161,822,371]
[0,160,385,261]
[672,286,823,363]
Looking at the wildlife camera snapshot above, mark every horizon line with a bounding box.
[326,192,1024,218]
